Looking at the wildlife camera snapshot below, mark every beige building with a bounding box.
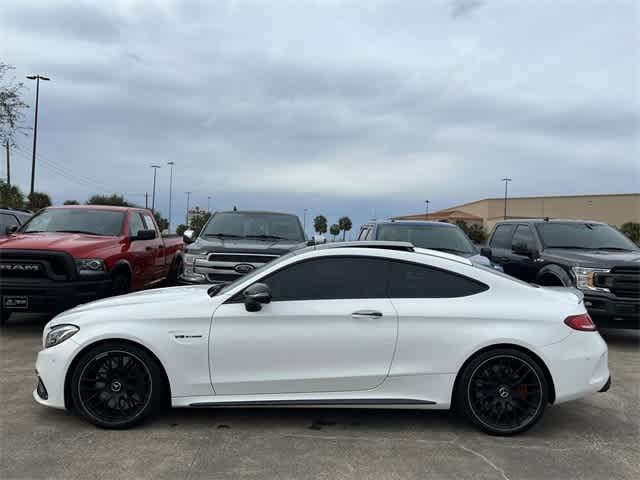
[395,193,640,233]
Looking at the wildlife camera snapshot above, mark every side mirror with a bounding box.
[132,229,156,241]
[307,235,327,246]
[5,225,19,235]
[243,283,272,311]
[480,247,492,260]
[183,229,196,244]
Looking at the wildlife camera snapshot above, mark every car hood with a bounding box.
[0,232,119,257]
[543,248,640,267]
[190,236,304,253]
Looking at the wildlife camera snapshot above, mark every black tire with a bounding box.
[70,342,166,429]
[111,271,131,296]
[0,311,10,325]
[457,348,548,435]
[167,257,183,286]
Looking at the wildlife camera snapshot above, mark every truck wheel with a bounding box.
[167,257,183,286]
[111,272,131,296]
[0,311,11,326]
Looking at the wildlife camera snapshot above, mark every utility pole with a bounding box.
[501,177,512,220]
[26,74,50,195]
[167,161,175,232]
[185,191,191,226]
[4,141,10,186]
[150,165,160,213]
[207,195,211,213]
[424,200,430,219]
[145,192,149,209]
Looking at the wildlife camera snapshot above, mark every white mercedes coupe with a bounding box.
[34,241,610,435]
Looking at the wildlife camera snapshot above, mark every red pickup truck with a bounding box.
[0,205,184,324]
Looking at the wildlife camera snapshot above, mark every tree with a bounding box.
[26,191,51,210]
[455,220,487,244]
[87,194,132,207]
[329,223,340,241]
[338,216,352,241]
[620,222,640,245]
[313,215,327,234]
[154,211,169,232]
[176,224,188,236]
[0,180,24,208]
[63,200,80,205]
[0,63,29,147]
[189,211,211,236]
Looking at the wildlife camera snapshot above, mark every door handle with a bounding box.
[352,310,383,319]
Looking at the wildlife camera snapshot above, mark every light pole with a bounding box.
[150,165,161,213]
[501,177,512,219]
[207,195,211,213]
[303,208,308,236]
[167,161,175,231]
[424,200,430,219]
[185,191,191,226]
[26,74,50,195]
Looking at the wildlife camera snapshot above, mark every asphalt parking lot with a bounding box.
[1,314,638,480]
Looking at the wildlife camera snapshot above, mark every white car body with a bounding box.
[35,244,609,423]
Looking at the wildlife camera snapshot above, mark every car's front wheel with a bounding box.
[70,342,165,429]
[458,348,548,435]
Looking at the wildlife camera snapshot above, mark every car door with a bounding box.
[141,212,165,282]
[211,255,398,395]
[508,224,540,282]
[127,211,156,288]
[488,224,516,273]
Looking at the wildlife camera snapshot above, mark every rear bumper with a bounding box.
[540,330,610,404]
[584,292,639,329]
[0,277,112,314]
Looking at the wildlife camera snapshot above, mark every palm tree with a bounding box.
[338,216,352,241]
[313,215,327,234]
[329,223,340,241]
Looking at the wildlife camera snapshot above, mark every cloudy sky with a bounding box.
[1,0,638,234]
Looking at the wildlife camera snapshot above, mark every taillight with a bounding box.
[564,313,597,331]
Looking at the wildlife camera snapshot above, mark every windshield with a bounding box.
[21,209,125,236]
[213,249,300,296]
[536,223,638,251]
[376,224,476,254]
[202,212,305,241]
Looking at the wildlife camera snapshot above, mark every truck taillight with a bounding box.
[564,313,597,332]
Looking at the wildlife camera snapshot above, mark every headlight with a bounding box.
[75,259,106,276]
[183,251,208,269]
[572,266,610,292]
[45,324,79,348]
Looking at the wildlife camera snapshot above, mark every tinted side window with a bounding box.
[490,224,516,249]
[389,261,488,298]
[263,256,388,301]
[128,213,146,236]
[0,213,19,233]
[512,225,536,251]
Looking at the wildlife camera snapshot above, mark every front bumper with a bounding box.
[0,277,112,314]
[33,337,81,410]
[584,291,639,329]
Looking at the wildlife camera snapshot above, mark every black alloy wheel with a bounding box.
[459,349,548,435]
[71,342,164,428]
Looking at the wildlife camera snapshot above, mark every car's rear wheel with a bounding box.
[70,342,165,429]
[458,348,548,435]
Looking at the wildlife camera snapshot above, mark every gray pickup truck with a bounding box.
[179,210,308,285]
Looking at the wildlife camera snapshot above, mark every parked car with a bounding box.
[0,205,184,324]
[180,210,307,284]
[357,220,502,270]
[0,207,32,236]
[482,219,639,329]
[34,241,609,435]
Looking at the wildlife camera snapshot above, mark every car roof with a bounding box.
[363,220,456,228]
[46,205,143,212]
[496,218,607,225]
[215,210,298,216]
